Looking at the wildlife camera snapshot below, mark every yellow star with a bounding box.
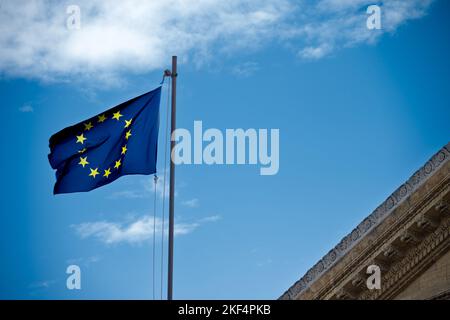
[112,111,123,121]
[114,159,122,169]
[76,133,87,144]
[125,130,132,140]
[103,168,111,178]
[124,119,132,128]
[89,168,99,178]
[78,157,89,168]
[98,114,107,123]
[78,148,87,154]
[84,122,93,131]
[121,145,127,155]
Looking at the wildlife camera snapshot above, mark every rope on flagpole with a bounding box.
[152,174,158,300]
[160,75,171,299]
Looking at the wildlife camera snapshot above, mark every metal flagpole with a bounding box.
[167,55,177,300]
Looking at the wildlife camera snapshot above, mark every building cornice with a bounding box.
[280,142,450,300]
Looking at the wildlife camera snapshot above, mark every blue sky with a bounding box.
[0,0,449,299]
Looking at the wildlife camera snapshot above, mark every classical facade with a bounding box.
[280,143,450,300]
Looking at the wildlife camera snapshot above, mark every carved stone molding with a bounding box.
[429,289,450,300]
[399,230,419,245]
[359,216,450,300]
[435,200,449,215]
[416,214,439,233]
[350,275,365,290]
[280,142,450,300]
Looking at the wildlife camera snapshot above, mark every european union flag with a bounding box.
[48,87,161,194]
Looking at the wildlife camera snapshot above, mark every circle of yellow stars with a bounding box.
[75,111,133,179]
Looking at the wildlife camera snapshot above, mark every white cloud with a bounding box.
[19,104,34,113]
[256,258,273,267]
[231,61,260,77]
[182,198,200,208]
[291,0,434,59]
[66,255,101,268]
[107,190,147,199]
[107,176,171,199]
[298,45,332,60]
[73,214,221,245]
[0,0,290,83]
[198,215,221,223]
[29,280,55,289]
[0,0,434,83]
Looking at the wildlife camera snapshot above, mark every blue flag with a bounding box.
[48,87,161,194]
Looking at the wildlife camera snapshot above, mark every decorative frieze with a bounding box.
[281,143,450,300]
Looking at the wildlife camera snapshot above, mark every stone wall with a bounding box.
[395,249,450,300]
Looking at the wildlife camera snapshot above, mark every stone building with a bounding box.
[280,143,450,300]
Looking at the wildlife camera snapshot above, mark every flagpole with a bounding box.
[167,55,177,300]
